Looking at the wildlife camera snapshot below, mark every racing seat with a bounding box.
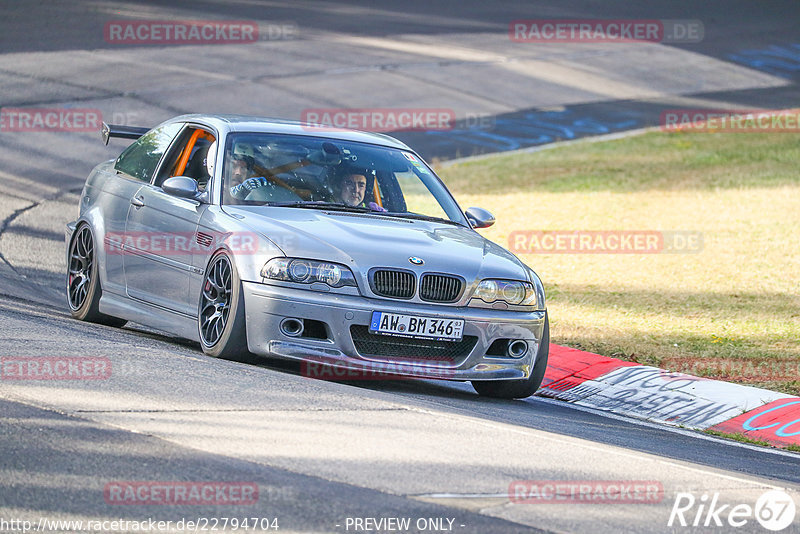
[184,142,211,190]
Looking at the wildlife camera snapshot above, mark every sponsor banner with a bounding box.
[510,19,703,44]
[708,398,800,448]
[104,231,260,256]
[661,109,800,133]
[564,366,793,429]
[1,357,111,380]
[301,108,456,133]
[542,345,798,447]
[539,344,636,396]
[508,230,703,254]
[301,359,455,381]
[0,108,102,132]
[509,480,663,504]
[104,481,258,505]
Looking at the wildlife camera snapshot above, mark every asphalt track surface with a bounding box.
[1,1,800,533]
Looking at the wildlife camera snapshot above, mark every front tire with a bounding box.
[67,224,127,327]
[472,313,550,399]
[198,251,250,361]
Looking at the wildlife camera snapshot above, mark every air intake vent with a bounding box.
[370,269,415,299]
[196,231,214,248]
[350,325,477,365]
[419,274,463,303]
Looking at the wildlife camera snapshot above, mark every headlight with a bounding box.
[474,279,537,306]
[261,258,356,288]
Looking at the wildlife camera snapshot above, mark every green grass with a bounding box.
[437,128,800,396]
[703,429,774,448]
[441,130,800,193]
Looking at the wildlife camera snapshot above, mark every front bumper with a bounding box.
[242,281,546,381]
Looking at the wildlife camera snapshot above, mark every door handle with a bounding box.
[130,196,145,208]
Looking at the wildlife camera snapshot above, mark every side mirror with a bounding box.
[465,207,495,229]
[162,176,203,201]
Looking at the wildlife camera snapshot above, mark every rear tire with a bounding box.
[472,313,549,399]
[67,224,127,327]
[198,251,251,361]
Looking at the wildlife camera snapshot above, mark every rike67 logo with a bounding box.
[669,489,796,531]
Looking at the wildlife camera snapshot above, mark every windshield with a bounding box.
[221,133,466,225]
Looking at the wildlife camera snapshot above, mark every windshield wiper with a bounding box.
[265,202,463,225]
[381,212,463,226]
[266,201,372,213]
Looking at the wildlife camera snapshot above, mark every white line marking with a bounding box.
[397,402,798,491]
[329,35,509,63]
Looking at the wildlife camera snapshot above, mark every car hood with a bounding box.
[225,206,529,283]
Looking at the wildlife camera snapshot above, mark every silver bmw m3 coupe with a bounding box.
[66,114,548,398]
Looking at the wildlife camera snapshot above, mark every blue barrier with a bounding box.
[421,109,640,155]
[728,43,800,78]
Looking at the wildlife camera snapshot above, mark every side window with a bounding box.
[155,126,216,191]
[114,123,183,182]
[390,170,450,219]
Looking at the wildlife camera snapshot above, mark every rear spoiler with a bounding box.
[101,122,150,145]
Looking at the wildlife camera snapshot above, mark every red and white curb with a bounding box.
[539,344,800,449]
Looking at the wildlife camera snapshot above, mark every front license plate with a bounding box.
[369,312,464,341]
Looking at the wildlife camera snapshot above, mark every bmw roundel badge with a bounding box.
[408,257,424,265]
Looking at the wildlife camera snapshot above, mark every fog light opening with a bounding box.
[507,340,528,358]
[280,318,304,337]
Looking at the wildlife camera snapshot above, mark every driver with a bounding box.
[332,168,386,211]
[228,153,267,200]
[335,171,367,207]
